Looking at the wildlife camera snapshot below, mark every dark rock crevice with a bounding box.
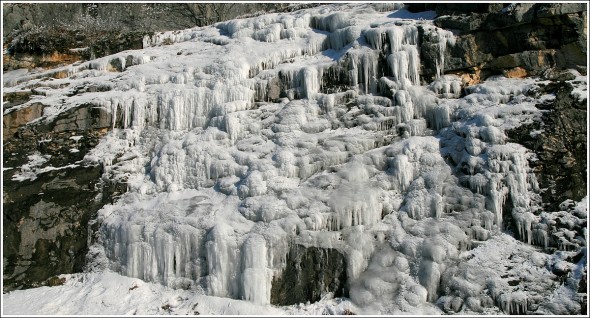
[270,245,347,305]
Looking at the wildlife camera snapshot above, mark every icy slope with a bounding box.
[2,3,587,315]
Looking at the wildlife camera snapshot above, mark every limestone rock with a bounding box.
[487,50,559,76]
[502,67,528,78]
[434,14,486,33]
[3,103,44,139]
[434,4,505,16]
[2,164,106,291]
[2,99,118,291]
[421,3,588,81]
[482,3,538,31]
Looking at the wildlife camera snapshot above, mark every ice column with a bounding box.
[102,221,203,288]
[241,234,271,305]
[206,224,240,298]
[390,155,413,191]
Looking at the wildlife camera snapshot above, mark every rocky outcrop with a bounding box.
[416,3,587,83]
[3,165,111,291]
[2,98,124,291]
[3,30,145,71]
[2,51,83,72]
[270,245,347,305]
[417,5,587,313]
[507,70,587,212]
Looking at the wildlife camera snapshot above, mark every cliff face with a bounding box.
[507,75,587,211]
[412,3,587,83]
[2,102,125,290]
[1,3,587,314]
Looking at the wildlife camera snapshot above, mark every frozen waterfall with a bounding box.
[90,4,546,309]
[4,3,581,315]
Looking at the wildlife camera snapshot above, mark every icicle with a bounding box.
[276,150,299,178]
[311,12,350,32]
[431,192,444,219]
[395,90,414,123]
[429,74,462,98]
[386,26,404,53]
[424,27,456,79]
[430,103,455,130]
[241,234,271,305]
[468,174,488,194]
[405,45,420,86]
[328,26,361,51]
[407,119,427,136]
[390,155,413,191]
[347,50,379,94]
[388,51,409,87]
[488,185,507,227]
[364,28,385,51]
[206,224,239,297]
[330,189,382,230]
[499,292,528,315]
[101,221,204,288]
[532,224,548,248]
[303,67,320,99]
[512,208,536,244]
[419,260,441,302]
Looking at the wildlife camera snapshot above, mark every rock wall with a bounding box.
[507,72,587,212]
[414,3,587,83]
[2,101,124,291]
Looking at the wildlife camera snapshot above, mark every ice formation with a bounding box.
[3,3,586,315]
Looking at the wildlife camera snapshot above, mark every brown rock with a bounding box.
[451,67,483,87]
[488,50,559,75]
[3,103,44,139]
[503,67,528,78]
[4,51,81,71]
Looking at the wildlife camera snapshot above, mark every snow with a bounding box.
[2,2,587,316]
[2,271,287,315]
[568,71,588,102]
[10,152,51,181]
[2,68,30,87]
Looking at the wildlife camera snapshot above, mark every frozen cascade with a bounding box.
[498,291,529,315]
[424,27,456,79]
[387,46,420,88]
[241,234,272,305]
[101,211,206,288]
[205,224,240,298]
[8,3,577,315]
[390,155,413,191]
[364,24,419,54]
